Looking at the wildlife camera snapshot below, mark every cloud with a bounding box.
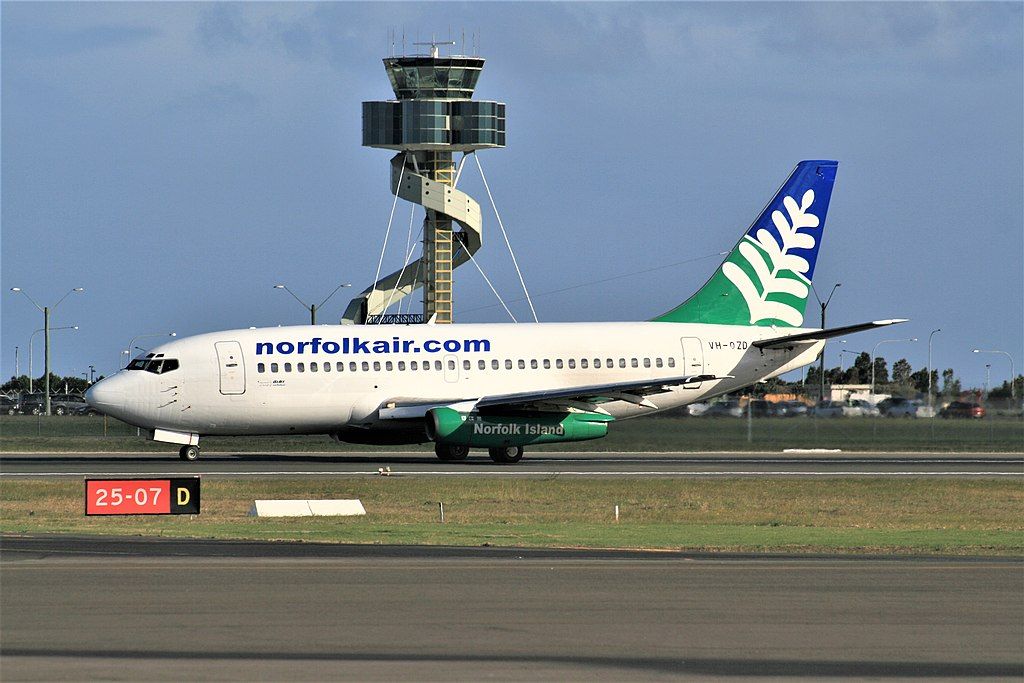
[195,4,251,53]
[3,22,159,58]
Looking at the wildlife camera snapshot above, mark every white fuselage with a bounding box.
[87,321,822,443]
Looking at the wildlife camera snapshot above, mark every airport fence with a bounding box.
[1,414,1021,452]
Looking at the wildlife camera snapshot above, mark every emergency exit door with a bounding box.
[215,341,246,395]
[679,337,705,389]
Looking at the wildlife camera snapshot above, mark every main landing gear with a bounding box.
[488,446,524,464]
[434,444,470,461]
[433,444,525,464]
[179,445,201,461]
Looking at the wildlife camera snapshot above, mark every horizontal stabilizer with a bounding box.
[753,319,909,350]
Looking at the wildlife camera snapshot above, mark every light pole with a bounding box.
[810,282,841,402]
[984,364,991,401]
[126,333,176,363]
[274,282,351,325]
[11,287,84,414]
[870,337,918,402]
[839,349,865,371]
[28,325,79,393]
[927,329,941,414]
[973,348,1016,409]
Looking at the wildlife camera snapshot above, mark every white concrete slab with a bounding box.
[308,499,366,516]
[248,499,366,517]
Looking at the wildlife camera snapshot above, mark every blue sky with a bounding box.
[3,2,1022,388]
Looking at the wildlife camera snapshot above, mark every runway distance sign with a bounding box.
[85,477,200,515]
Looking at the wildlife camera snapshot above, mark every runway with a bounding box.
[2,450,1021,478]
[1,536,1020,681]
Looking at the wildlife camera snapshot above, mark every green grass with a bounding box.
[3,478,1021,555]
[2,414,1022,452]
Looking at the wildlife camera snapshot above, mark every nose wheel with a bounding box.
[179,445,200,461]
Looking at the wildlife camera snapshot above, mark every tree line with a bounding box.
[803,353,1021,398]
[2,373,98,396]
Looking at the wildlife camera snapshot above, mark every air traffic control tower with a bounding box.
[342,41,506,325]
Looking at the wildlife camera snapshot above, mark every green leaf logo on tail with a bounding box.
[653,160,837,327]
[721,189,818,326]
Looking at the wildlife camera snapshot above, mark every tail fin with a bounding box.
[653,160,838,327]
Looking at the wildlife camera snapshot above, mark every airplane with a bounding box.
[86,160,905,463]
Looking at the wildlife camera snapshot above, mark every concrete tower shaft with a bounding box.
[343,48,505,325]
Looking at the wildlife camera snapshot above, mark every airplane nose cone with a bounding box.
[85,379,125,412]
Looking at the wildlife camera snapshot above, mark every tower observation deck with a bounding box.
[342,41,506,325]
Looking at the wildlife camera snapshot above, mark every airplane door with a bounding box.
[215,341,246,395]
[680,337,704,389]
[443,354,459,383]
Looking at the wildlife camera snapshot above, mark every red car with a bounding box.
[939,401,986,419]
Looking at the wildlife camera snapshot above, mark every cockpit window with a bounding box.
[126,358,180,374]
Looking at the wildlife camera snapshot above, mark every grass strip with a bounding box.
[3,414,1022,452]
[2,478,1021,555]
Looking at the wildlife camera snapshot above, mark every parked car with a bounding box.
[748,399,777,418]
[684,402,710,417]
[878,397,918,418]
[18,394,87,416]
[703,401,744,417]
[849,399,880,417]
[73,403,103,416]
[939,401,986,419]
[1,395,20,415]
[777,400,809,418]
[811,400,845,417]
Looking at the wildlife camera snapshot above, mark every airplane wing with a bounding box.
[378,373,731,419]
[753,319,909,350]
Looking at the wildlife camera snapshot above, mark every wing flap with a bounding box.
[377,374,731,419]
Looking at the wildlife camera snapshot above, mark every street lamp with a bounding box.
[11,287,84,414]
[125,332,177,364]
[927,329,941,413]
[870,337,918,402]
[839,349,865,371]
[274,282,351,325]
[973,348,1016,409]
[28,325,79,393]
[811,282,841,402]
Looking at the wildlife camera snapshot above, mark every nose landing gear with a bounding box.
[179,445,200,461]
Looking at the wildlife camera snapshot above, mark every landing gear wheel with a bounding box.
[54,406,67,416]
[179,445,200,461]
[434,444,470,462]
[488,446,524,464]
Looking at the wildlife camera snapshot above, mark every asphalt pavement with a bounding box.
[1,536,1021,681]
[2,450,1022,478]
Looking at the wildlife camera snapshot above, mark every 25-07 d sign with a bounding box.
[85,478,200,515]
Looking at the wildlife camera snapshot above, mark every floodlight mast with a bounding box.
[344,36,506,325]
[10,287,84,414]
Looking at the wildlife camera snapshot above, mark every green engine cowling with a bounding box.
[427,407,613,448]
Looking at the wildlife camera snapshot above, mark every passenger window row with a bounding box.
[256,357,676,374]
